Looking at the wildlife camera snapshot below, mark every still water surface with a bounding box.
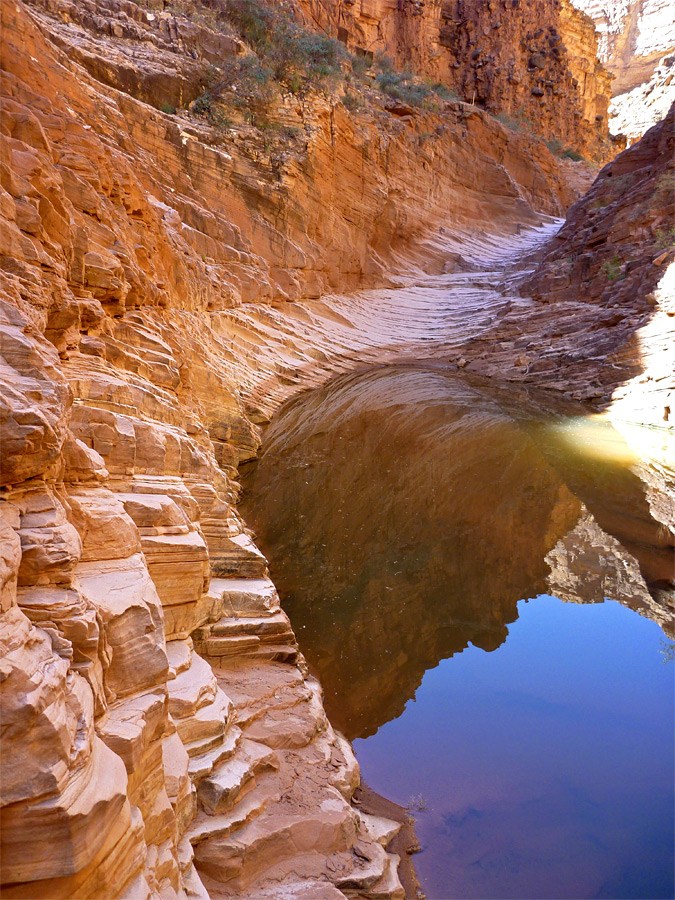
[241,365,675,900]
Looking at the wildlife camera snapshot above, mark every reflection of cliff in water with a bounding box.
[241,367,579,739]
[241,366,675,741]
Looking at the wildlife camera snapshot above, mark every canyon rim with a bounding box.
[0,1,674,899]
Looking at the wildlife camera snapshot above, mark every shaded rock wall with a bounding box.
[298,0,620,160]
[523,104,675,427]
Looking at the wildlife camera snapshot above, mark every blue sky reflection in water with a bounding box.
[354,595,674,900]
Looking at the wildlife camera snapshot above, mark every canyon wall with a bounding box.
[523,103,674,430]
[298,0,620,160]
[571,0,675,141]
[0,0,672,897]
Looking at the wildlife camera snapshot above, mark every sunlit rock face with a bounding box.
[571,0,675,142]
[241,367,584,739]
[571,0,675,93]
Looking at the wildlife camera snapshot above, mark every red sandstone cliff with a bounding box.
[0,0,589,896]
[298,0,622,160]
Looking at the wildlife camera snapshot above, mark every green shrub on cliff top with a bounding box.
[374,57,458,109]
[187,0,456,130]
[191,0,353,128]
[224,0,346,90]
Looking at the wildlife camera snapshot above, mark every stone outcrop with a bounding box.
[0,0,564,893]
[298,0,620,160]
[571,0,675,142]
[522,104,675,427]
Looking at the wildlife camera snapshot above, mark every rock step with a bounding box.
[246,643,298,664]
[188,725,242,784]
[209,533,268,579]
[225,679,315,732]
[198,739,279,816]
[187,771,282,846]
[207,875,345,899]
[203,635,262,657]
[212,658,307,713]
[335,840,392,893]
[193,796,359,886]
[359,811,403,848]
[199,636,298,664]
[342,852,405,900]
[242,687,326,750]
[168,652,217,719]
[173,689,233,749]
[210,610,291,637]
[224,676,326,747]
[208,577,281,616]
[166,639,192,677]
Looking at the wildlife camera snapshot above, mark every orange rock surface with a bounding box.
[0,0,671,897]
[298,0,621,160]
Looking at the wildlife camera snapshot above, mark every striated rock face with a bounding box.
[5,0,584,317]
[298,0,620,160]
[571,0,675,141]
[0,0,590,894]
[523,104,675,428]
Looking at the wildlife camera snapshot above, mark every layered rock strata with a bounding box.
[298,0,619,160]
[0,0,569,895]
[522,104,675,428]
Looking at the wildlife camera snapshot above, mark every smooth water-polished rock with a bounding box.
[77,554,169,702]
[0,606,146,895]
